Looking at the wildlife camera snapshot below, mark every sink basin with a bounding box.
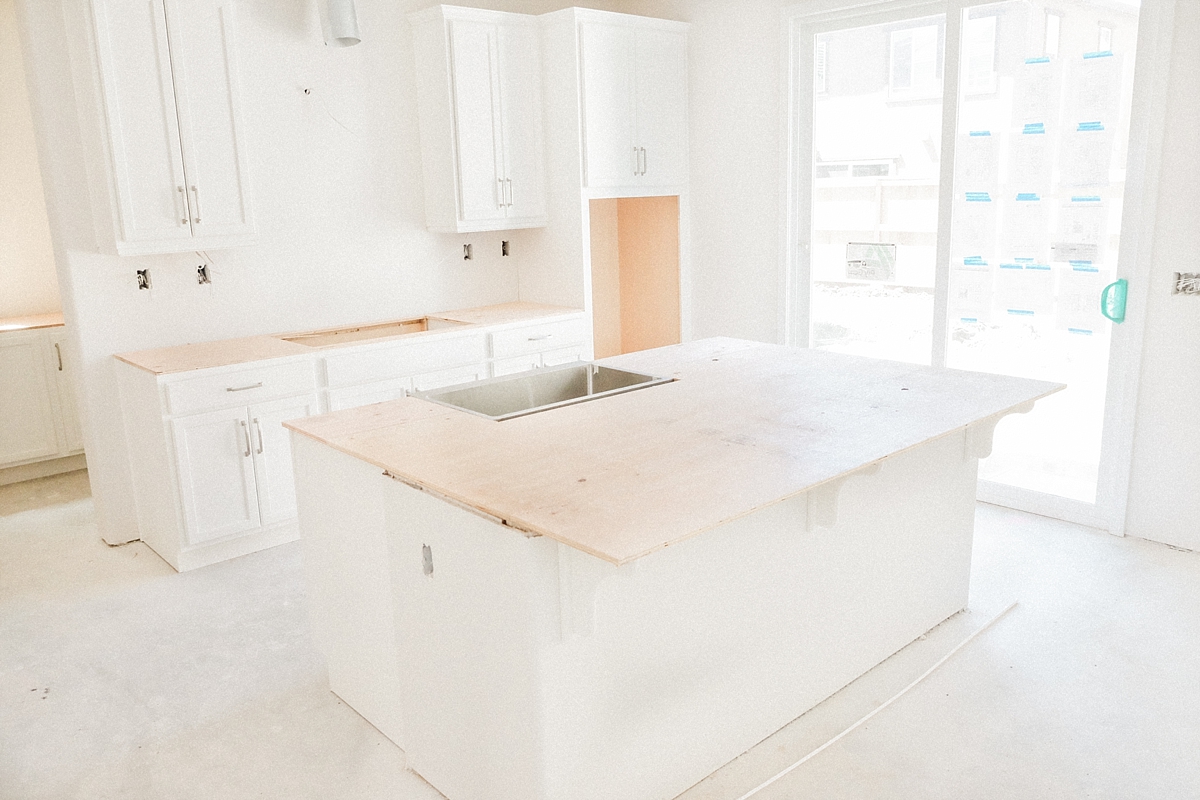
[281,317,467,347]
[414,362,672,421]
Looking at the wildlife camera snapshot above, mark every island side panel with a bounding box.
[382,428,979,800]
[290,433,406,748]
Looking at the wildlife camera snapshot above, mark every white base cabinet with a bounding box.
[0,327,85,473]
[118,357,319,571]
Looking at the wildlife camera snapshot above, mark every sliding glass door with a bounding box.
[789,0,1161,529]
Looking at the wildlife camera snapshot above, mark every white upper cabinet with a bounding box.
[578,13,688,189]
[90,0,254,255]
[411,6,547,232]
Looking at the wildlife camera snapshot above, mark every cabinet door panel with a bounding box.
[0,334,61,466]
[172,407,259,545]
[449,19,505,223]
[579,21,636,188]
[634,27,688,187]
[250,395,317,527]
[92,0,193,248]
[164,0,254,239]
[497,20,546,221]
[48,332,85,454]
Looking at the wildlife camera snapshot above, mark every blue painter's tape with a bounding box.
[1026,263,1052,271]
[963,256,988,266]
[1007,309,1036,316]
[960,317,979,323]
[1070,261,1098,272]
[1078,121,1105,132]
[1023,122,1046,135]
[969,130,991,137]
[1083,50,1114,59]
[1000,263,1024,270]
[965,192,992,202]
[1071,195,1102,203]
[1026,56,1051,64]
[1015,257,1034,263]
[1015,193,1040,202]
[1068,328,1094,335]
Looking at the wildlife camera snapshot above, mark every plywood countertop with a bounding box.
[286,338,1064,566]
[115,302,581,375]
[0,312,65,332]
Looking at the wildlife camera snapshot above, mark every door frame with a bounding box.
[782,0,1178,533]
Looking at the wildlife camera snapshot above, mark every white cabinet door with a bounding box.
[0,333,61,466]
[172,407,260,545]
[634,27,688,187]
[47,331,85,454]
[163,0,254,241]
[579,21,637,188]
[249,395,317,527]
[497,19,546,222]
[449,18,506,225]
[91,0,193,249]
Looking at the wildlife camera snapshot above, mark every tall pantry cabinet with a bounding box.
[89,0,254,255]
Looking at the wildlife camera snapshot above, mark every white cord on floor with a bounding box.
[733,601,1019,800]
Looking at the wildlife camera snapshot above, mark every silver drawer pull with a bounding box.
[226,382,263,392]
[253,418,264,455]
[239,420,251,457]
[54,343,63,371]
[190,185,202,224]
[527,334,552,341]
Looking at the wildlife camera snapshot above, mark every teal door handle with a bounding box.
[1101,278,1128,323]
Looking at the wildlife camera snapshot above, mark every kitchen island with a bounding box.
[286,338,1061,800]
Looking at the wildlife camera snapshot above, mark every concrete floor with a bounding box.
[1,471,1197,799]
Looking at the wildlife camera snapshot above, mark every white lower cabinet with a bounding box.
[0,327,85,472]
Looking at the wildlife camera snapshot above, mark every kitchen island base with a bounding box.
[294,428,979,800]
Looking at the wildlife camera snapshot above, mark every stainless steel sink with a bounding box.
[280,317,467,347]
[414,362,672,421]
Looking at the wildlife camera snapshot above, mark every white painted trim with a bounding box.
[1096,0,1177,536]
[977,482,1107,531]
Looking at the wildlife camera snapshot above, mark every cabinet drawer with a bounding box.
[541,345,585,367]
[490,317,587,359]
[412,363,488,392]
[492,353,540,377]
[164,360,317,416]
[327,378,413,412]
[324,333,488,388]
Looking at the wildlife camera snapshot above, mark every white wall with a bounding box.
[15,0,617,544]
[1124,0,1200,551]
[0,0,58,319]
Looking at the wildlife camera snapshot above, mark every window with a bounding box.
[890,25,939,97]
[964,15,997,93]
[815,39,828,93]
[1045,11,1062,57]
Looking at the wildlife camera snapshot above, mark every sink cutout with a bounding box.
[281,317,467,347]
[415,363,672,421]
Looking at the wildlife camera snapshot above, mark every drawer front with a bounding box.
[412,363,488,393]
[165,360,317,416]
[327,378,413,412]
[323,333,488,388]
[492,353,540,377]
[541,345,585,368]
[490,317,588,359]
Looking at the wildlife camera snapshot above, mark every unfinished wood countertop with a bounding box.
[286,338,1064,566]
[115,302,582,375]
[0,312,65,332]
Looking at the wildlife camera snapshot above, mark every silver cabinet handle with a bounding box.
[633,146,640,176]
[253,418,264,455]
[239,420,251,457]
[54,343,63,371]
[527,334,552,341]
[641,147,647,176]
[226,382,263,392]
[189,185,201,224]
[505,178,513,207]
[177,186,188,225]
[497,178,504,209]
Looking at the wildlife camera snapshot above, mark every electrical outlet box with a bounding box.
[136,270,151,290]
[1173,273,1200,295]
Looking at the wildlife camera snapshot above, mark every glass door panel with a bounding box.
[946,0,1140,504]
[810,14,946,365]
